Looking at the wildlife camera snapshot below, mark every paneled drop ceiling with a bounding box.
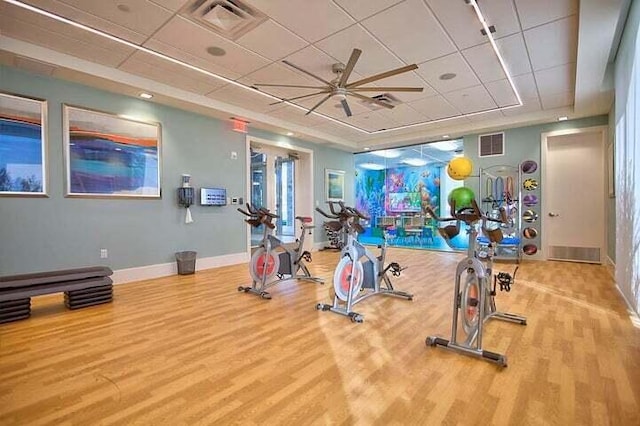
[0,0,628,151]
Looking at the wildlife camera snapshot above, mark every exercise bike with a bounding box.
[237,204,324,299]
[425,200,526,367]
[316,203,413,323]
[315,201,353,254]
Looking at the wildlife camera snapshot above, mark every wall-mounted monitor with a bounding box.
[388,192,422,213]
[201,187,227,206]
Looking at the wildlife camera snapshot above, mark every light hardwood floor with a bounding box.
[1,248,639,425]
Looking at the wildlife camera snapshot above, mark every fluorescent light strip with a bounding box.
[468,0,523,106]
[4,0,522,136]
[3,0,367,134]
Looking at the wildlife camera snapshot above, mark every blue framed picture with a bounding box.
[0,92,47,196]
[63,105,162,198]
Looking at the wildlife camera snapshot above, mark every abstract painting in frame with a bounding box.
[325,168,345,202]
[63,105,161,198]
[0,92,47,196]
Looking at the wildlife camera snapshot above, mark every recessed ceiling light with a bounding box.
[206,46,226,57]
[558,116,568,121]
[439,73,457,81]
[442,135,450,139]
[117,4,130,13]
[286,132,294,136]
[371,149,401,158]
[139,92,153,99]
[363,147,370,151]
[359,162,385,170]
[402,158,428,167]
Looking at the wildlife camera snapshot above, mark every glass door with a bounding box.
[250,149,266,247]
[275,156,295,240]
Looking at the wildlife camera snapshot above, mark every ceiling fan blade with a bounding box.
[338,48,362,87]
[269,90,330,106]
[255,83,327,89]
[341,99,352,117]
[305,94,333,116]
[346,64,419,88]
[349,87,424,92]
[282,60,333,86]
[348,92,394,110]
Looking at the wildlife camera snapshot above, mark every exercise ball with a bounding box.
[447,157,473,180]
[448,187,475,209]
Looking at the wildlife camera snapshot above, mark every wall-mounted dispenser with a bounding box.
[178,174,194,224]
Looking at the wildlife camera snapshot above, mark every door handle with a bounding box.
[548,212,559,217]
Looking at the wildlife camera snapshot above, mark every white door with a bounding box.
[543,129,605,263]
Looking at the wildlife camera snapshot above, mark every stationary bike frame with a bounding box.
[425,201,526,367]
[238,205,324,299]
[316,204,413,322]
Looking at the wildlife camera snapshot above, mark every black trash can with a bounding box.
[175,251,197,275]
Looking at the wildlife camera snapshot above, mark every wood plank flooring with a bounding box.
[1,248,639,425]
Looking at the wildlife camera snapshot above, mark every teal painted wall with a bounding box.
[0,66,353,275]
[607,109,616,263]
[463,115,609,259]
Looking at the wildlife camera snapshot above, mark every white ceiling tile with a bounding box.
[462,42,506,83]
[377,104,428,126]
[484,79,518,107]
[243,0,355,43]
[143,38,241,80]
[315,24,404,76]
[311,121,369,139]
[207,84,283,113]
[524,15,578,71]
[148,16,270,77]
[425,0,520,50]
[502,97,541,116]
[119,51,225,95]
[239,62,324,99]
[367,72,436,103]
[32,0,173,38]
[297,95,372,119]
[408,95,461,120]
[267,105,329,127]
[334,0,404,21]
[349,110,400,132]
[362,0,456,64]
[515,0,578,30]
[236,20,308,61]
[534,63,575,95]
[540,91,573,109]
[466,110,504,123]
[495,33,532,77]
[443,85,498,114]
[416,53,480,93]
[1,3,135,67]
[149,0,189,11]
[512,73,538,99]
[22,0,148,43]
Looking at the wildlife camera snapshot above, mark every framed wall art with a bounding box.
[0,92,47,196]
[325,168,345,202]
[63,105,161,198]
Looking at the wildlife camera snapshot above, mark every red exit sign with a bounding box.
[231,118,249,133]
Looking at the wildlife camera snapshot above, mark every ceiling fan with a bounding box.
[254,48,423,118]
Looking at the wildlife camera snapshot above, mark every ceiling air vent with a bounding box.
[359,93,401,111]
[188,0,267,40]
[478,132,505,157]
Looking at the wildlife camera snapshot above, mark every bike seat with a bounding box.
[296,216,313,223]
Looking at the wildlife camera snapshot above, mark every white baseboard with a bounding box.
[112,252,249,285]
[615,284,640,320]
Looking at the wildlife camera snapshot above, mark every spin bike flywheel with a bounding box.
[461,272,481,335]
[333,256,364,302]
[250,247,280,283]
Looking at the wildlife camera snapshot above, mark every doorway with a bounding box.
[541,126,607,263]
[246,137,315,251]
